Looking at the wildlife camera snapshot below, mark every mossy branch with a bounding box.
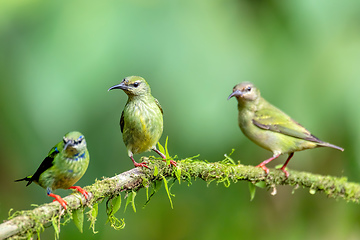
[1,157,359,239]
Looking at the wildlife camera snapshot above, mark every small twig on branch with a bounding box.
[1,157,359,239]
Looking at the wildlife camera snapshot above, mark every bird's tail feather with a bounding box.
[15,176,33,186]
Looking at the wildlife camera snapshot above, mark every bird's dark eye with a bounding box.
[133,82,140,88]
[246,86,252,91]
[76,136,84,144]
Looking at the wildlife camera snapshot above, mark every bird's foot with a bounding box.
[255,154,281,175]
[278,153,293,178]
[130,155,150,169]
[69,186,89,199]
[49,193,68,209]
[134,162,150,169]
[279,166,289,178]
[255,164,269,175]
[163,159,177,167]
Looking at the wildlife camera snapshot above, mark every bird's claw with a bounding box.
[134,162,150,169]
[49,193,68,209]
[279,167,289,178]
[163,159,177,167]
[52,199,68,209]
[169,160,177,167]
[69,186,89,199]
[256,164,269,175]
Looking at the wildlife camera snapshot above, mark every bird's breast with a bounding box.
[53,152,89,189]
[122,99,163,154]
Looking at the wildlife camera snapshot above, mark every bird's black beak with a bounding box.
[64,140,74,151]
[108,82,127,91]
[227,90,242,100]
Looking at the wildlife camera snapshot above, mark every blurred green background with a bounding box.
[1,0,360,239]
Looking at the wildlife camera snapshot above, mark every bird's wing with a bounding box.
[31,145,59,182]
[154,98,163,115]
[253,107,322,143]
[120,110,124,133]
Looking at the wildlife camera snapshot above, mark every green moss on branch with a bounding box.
[1,157,359,239]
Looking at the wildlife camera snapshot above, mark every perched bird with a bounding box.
[228,82,343,177]
[15,131,89,209]
[108,76,176,168]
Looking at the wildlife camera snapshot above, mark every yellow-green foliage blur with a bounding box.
[1,1,359,239]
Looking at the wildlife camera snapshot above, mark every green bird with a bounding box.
[228,82,344,177]
[108,76,176,169]
[15,131,89,209]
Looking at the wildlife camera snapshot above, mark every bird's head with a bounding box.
[108,76,150,96]
[227,82,260,102]
[62,131,87,157]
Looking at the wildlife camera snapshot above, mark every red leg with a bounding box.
[69,186,89,199]
[48,193,68,209]
[153,149,177,167]
[153,148,166,159]
[279,153,294,178]
[256,154,281,175]
[130,155,149,169]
